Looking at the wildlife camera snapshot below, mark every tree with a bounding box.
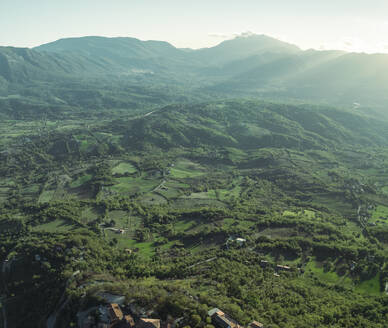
[190,314,201,328]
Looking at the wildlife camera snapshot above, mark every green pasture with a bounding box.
[283,210,298,218]
[70,174,92,188]
[23,184,40,195]
[172,198,226,209]
[305,259,352,288]
[81,207,100,224]
[157,180,190,199]
[112,162,137,175]
[111,175,160,194]
[140,193,167,205]
[355,273,381,295]
[312,194,354,216]
[185,190,218,199]
[174,219,197,233]
[257,227,296,239]
[371,205,388,225]
[104,230,155,257]
[222,218,255,230]
[218,185,242,201]
[31,218,77,233]
[169,159,206,179]
[38,190,55,203]
[105,212,142,235]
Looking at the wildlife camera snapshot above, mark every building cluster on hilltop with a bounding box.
[82,303,162,328]
[81,303,266,328]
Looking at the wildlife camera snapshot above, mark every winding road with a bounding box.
[143,111,155,117]
[1,257,12,328]
[46,270,80,328]
[0,298,7,328]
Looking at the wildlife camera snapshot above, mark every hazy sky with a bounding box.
[1,0,388,53]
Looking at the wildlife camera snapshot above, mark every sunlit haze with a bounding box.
[1,0,388,53]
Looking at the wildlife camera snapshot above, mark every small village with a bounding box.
[79,301,161,328]
[79,301,266,328]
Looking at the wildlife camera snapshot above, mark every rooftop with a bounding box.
[109,303,124,321]
[138,318,161,328]
[250,321,264,328]
[212,310,242,328]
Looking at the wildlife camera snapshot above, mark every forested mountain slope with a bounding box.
[1,34,388,117]
[121,101,388,151]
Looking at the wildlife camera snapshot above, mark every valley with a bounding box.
[1,34,388,328]
[1,98,388,327]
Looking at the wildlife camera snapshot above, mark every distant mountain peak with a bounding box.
[218,33,300,50]
[191,33,300,65]
[234,32,276,40]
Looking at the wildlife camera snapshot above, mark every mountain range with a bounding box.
[1,34,388,117]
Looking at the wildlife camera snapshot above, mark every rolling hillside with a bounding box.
[121,100,388,151]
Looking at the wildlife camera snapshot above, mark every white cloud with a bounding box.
[340,37,366,52]
[208,33,230,39]
[239,31,255,38]
[208,31,256,39]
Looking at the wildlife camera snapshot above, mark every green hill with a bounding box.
[121,100,388,151]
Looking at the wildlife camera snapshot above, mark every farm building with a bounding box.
[137,318,161,328]
[259,260,269,268]
[276,265,291,271]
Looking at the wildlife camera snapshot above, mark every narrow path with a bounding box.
[153,190,169,203]
[187,257,217,269]
[357,205,366,229]
[1,257,12,328]
[152,180,166,192]
[77,306,98,328]
[103,227,127,233]
[143,111,154,117]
